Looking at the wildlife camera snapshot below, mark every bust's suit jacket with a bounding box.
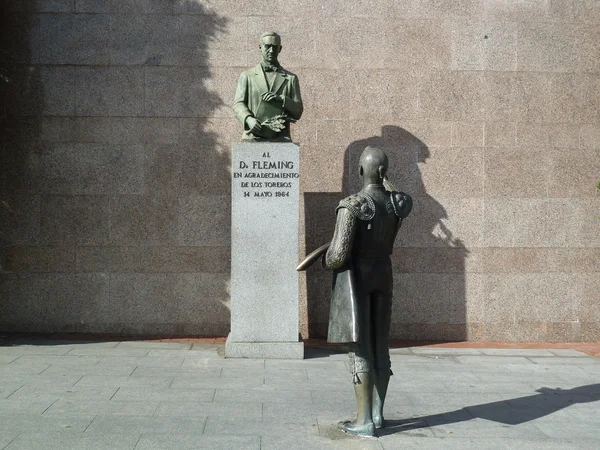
[232,64,303,140]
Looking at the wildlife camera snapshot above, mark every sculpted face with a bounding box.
[260,35,281,65]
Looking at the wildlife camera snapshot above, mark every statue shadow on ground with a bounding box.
[378,384,600,436]
[304,125,469,341]
[0,1,232,337]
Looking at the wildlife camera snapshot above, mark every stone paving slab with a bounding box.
[528,356,600,365]
[115,342,192,350]
[406,392,521,406]
[527,420,600,440]
[0,398,56,415]
[134,434,260,450]
[74,375,172,388]
[95,356,185,368]
[84,415,208,435]
[390,355,460,364]
[560,402,600,422]
[388,381,448,393]
[41,364,137,377]
[263,377,350,392]
[549,349,588,357]
[262,434,383,450]
[213,386,313,404]
[154,401,262,419]
[4,433,140,450]
[0,386,22,400]
[580,367,600,378]
[43,399,159,416]
[203,417,319,437]
[180,357,265,369]
[6,340,119,348]
[305,367,349,380]
[111,387,215,402]
[0,346,74,356]
[429,418,549,439]
[129,366,221,378]
[385,404,474,423]
[0,433,18,450]
[479,348,556,357]
[474,371,571,383]
[456,355,535,365]
[0,355,20,364]
[221,367,308,380]
[410,347,484,356]
[7,386,119,401]
[0,362,50,376]
[441,381,538,394]
[65,347,151,357]
[388,347,414,355]
[392,369,481,382]
[0,374,83,389]
[14,355,101,366]
[0,340,599,449]
[0,413,95,433]
[265,359,347,370]
[149,349,220,358]
[503,363,592,375]
[171,375,265,390]
[262,402,354,422]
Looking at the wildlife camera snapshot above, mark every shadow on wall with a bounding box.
[0,3,42,243]
[0,1,232,336]
[304,126,468,341]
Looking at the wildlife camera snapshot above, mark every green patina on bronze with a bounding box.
[232,32,303,141]
[298,147,413,437]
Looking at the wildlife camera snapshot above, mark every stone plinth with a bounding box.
[226,142,304,359]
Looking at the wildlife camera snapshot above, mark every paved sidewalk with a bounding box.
[0,339,599,450]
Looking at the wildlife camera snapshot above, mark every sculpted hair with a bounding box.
[260,31,281,44]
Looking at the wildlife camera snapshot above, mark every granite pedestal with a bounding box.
[226,142,304,359]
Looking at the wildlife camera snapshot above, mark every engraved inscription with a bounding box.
[235,151,298,199]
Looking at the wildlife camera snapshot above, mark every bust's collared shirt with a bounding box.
[260,62,280,90]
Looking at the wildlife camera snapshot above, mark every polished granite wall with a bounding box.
[1,0,598,341]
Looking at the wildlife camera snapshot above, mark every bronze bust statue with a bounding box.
[298,146,412,437]
[232,32,303,141]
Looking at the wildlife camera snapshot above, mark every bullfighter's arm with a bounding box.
[324,207,356,270]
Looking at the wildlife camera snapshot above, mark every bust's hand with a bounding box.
[261,92,283,104]
[245,116,261,134]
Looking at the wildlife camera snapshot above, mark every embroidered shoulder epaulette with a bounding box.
[336,194,375,221]
[390,191,413,219]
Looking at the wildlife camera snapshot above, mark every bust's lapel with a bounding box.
[253,64,269,94]
[270,70,288,95]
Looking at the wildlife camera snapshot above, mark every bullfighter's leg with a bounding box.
[371,291,392,429]
[339,294,376,437]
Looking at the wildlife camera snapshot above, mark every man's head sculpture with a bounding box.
[259,32,282,65]
[359,146,389,185]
